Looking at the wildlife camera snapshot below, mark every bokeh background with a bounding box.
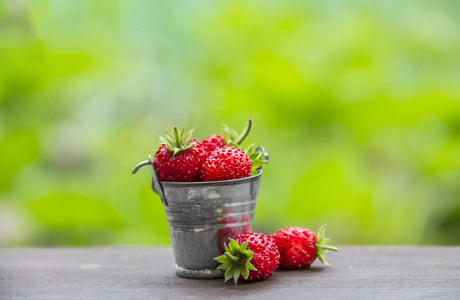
[1,0,460,247]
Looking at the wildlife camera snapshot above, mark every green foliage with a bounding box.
[1,0,460,246]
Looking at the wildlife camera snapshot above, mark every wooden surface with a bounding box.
[1,247,459,299]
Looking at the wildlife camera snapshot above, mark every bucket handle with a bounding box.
[255,146,269,164]
[132,155,168,206]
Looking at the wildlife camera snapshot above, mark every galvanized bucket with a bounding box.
[132,151,267,279]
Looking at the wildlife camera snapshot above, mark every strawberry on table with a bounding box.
[153,126,207,182]
[272,225,338,269]
[214,232,280,284]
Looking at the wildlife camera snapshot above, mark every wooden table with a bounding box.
[1,247,459,299]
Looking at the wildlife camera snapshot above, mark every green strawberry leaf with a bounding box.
[249,152,260,160]
[217,262,232,270]
[224,266,234,282]
[214,238,256,285]
[240,240,248,252]
[247,262,257,271]
[233,267,241,284]
[215,255,228,263]
[244,251,253,261]
[251,160,265,169]
[229,239,240,253]
[241,267,249,279]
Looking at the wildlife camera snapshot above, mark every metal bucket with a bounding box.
[132,155,265,279]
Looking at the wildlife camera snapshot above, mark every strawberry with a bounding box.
[200,146,252,181]
[200,144,268,181]
[200,134,226,156]
[215,232,280,284]
[153,126,207,182]
[272,225,338,269]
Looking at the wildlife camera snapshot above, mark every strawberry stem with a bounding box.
[173,127,181,148]
[236,119,252,146]
[222,119,253,148]
[225,253,240,263]
[315,225,338,267]
[319,245,338,252]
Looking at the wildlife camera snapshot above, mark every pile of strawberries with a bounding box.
[215,225,338,284]
[152,119,338,284]
[153,119,267,182]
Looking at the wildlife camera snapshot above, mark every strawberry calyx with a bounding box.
[159,126,196,157]
[222,119,252,148]
[315,225,338,267]
[245,144,268,175]
[214,238,258,284]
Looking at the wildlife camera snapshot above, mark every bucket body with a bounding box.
[161,172,261,278]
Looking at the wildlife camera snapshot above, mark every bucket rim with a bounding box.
[160,170,262,187]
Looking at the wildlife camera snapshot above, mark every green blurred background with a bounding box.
[1,0,460,247]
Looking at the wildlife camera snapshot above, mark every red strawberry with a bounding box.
[153,126,207,182]
[215,232,280,284]
[200,146,252,181]
[272,225,338,269]
[201,134,226,156]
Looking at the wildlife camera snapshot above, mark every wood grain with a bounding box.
[1,247,459,299]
